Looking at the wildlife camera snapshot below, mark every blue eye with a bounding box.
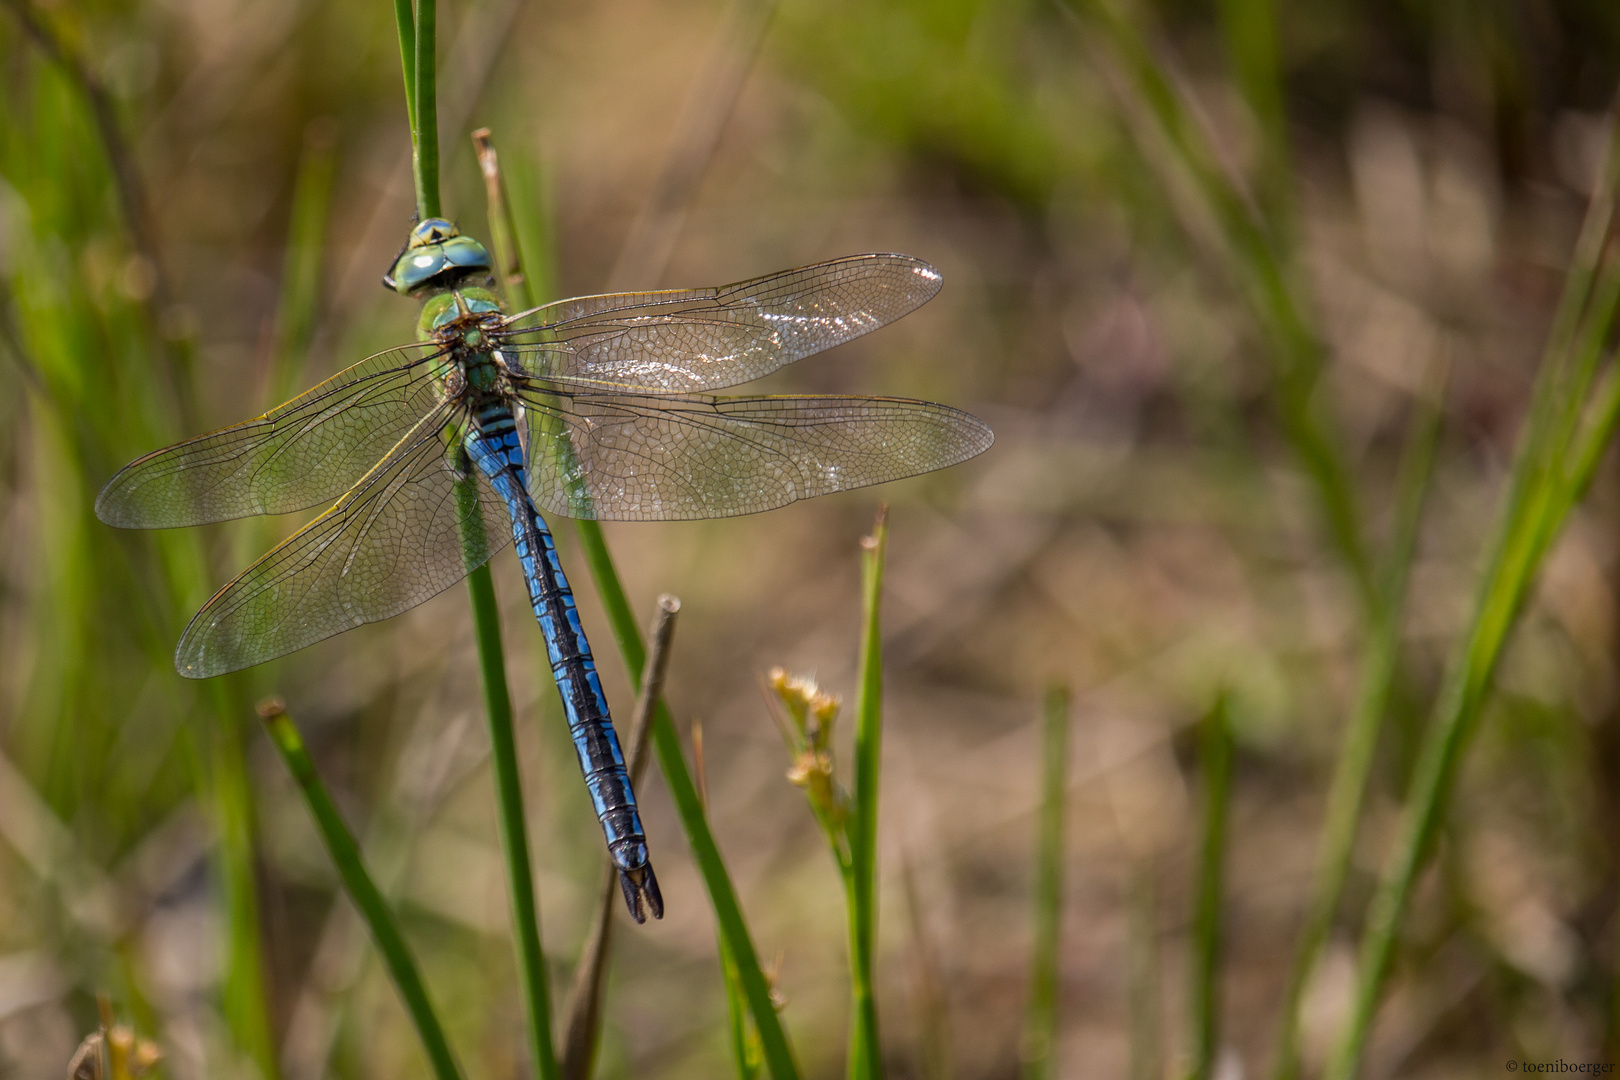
[411,217,458,246]
[384,225,493,294]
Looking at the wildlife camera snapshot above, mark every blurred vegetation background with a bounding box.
[5,0,1620,1077]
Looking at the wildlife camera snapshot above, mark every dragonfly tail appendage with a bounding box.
[618,864,664,924]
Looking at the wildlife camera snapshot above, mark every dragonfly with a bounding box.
[97,218,994,921]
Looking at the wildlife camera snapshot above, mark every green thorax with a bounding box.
[420,287,510,395]
[418,286,505,341]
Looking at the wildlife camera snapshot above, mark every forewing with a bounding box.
[175,404,511,677]
[97,343,447,528]
[521,389,993,521]
[497,254,942,393]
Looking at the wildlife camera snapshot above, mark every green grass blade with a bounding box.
[848,511,887,1080]
[699,716,766,1080]
[1322,110,1620,1080]
[1188,695,1232,1080]
[1215,0,1289,224]
[259,701,465,1080]
[1020,685,1071,1080]
[570,521,802,1080]
[210,679,281,1080]
[720,934,765,1080]
[1267,357,1447,1080]
[649,706,801,1079]
[392,0,416,134]
[468,563,560,1080]
[412,0,439,220]
[389,41,555,1080]
[2,24,272,1075]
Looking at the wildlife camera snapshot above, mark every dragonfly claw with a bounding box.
[618,865,664,923]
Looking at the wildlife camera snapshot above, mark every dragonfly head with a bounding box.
[382,217,494,296]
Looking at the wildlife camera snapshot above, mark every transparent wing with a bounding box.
[97,343,447,528]
[520,388,993,521]
[496,254,942,393]
[175,404,511,678]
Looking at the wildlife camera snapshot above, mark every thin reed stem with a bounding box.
[473,129,529,306]
[721,934,764,1080]
[459,127,559,1080]
[0,0,196,431]
[412,0,439,220]
[1215,0,1290,227]
[573,15,799,1064]
[699,718,765,1080]
[393,0,416,135]
[571,520,802,1080]
[1020,685,1071,1080]
[1189,695,1232,1080]
[258,701,465,1080]
[1268,355,1448,1080]
[561,596,681,1080]
[848,510,888,1080]
[209,679,281,1080]
[469,565,560,1080]
[393,21,553,1080]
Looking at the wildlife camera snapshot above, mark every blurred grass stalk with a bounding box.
[767,511,888,1079]
[1064,0,1375,611]
[1188,696,1232,1080]
[1323,106,1620,1080]
[560,594,681,1080]
[474,122,801,1077]
[258,701,465,1080]
[1267,354,1447,1080]
[264,119,338,408]
[899,855,951,1080]
[1054,7,1602,1078]
[1,3,278,1076]
[1126,864,1160,1080]
[1020,686,1071,1080]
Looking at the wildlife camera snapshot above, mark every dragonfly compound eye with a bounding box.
[384,230,495,296]
[411,217,459,246]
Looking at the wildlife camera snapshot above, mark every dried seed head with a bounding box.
[786,750,838,814]
[130,1039,162,1076]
